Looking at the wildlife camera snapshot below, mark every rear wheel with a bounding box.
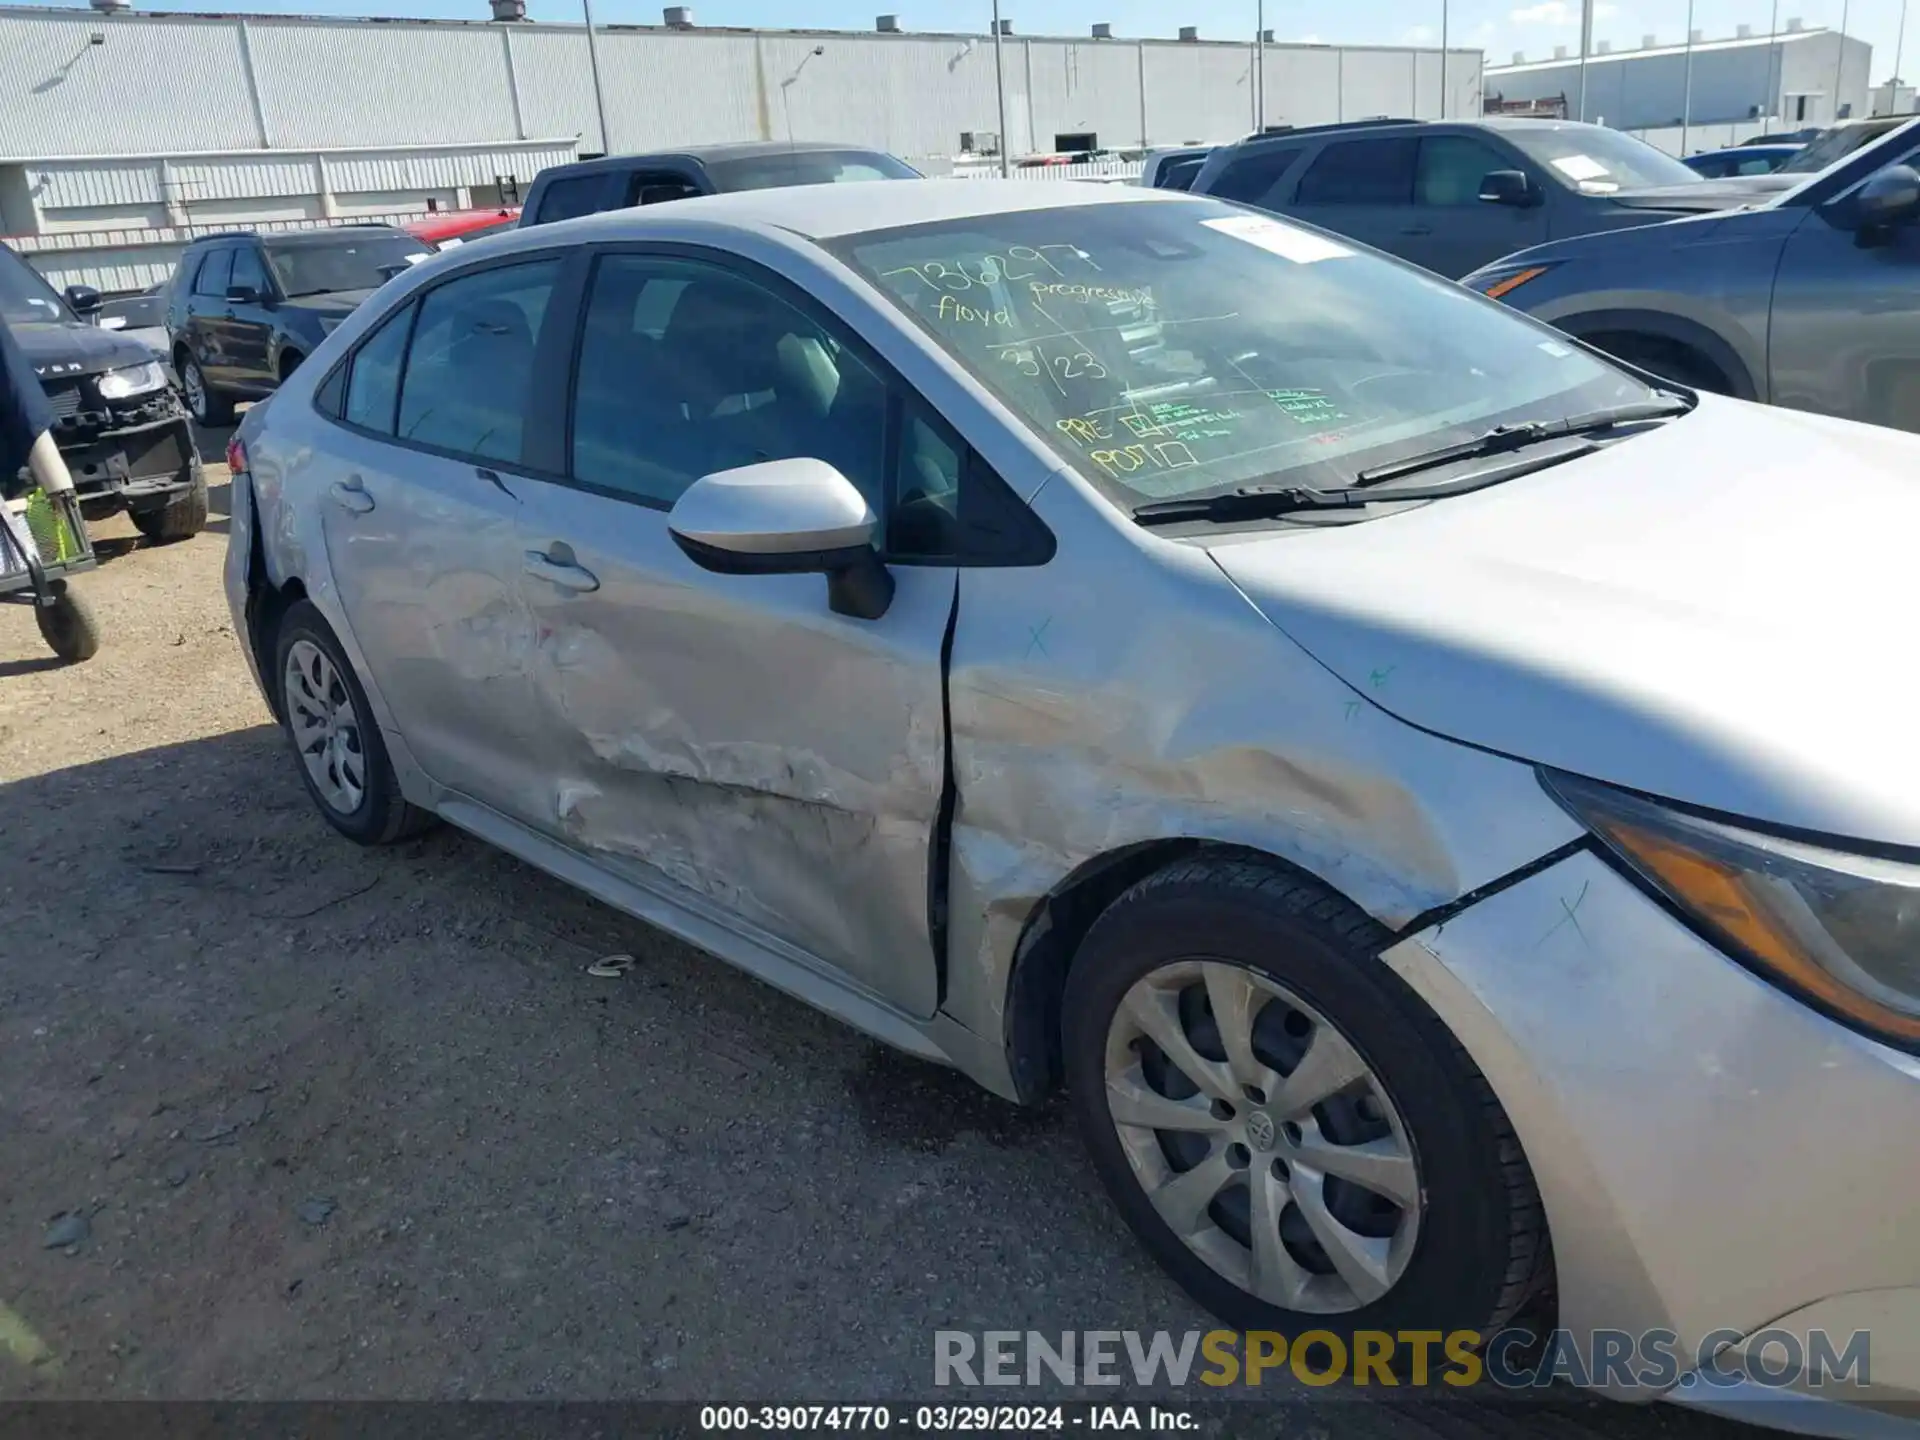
[1063,856,1548,1343]
[272,599,434,845]
[131,465,209,544]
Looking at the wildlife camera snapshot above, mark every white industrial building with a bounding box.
[1,3,1482,239]
[1483,21,1871,136]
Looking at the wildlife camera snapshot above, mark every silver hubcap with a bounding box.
[284,639,367,815]
[183,361,206,418]
[1104,961,1422,1314]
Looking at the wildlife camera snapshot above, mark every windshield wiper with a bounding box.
[1354,399,1691,486]
[1132,441,1601,527]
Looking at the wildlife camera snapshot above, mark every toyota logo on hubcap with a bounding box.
[1245,1112,1277,1151]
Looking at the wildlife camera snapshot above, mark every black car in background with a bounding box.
[517,141,919,228]
[2,241,206,543]
[165,225,431,425]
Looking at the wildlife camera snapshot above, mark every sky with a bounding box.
[25,0,1920,81]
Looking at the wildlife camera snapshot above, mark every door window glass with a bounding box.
[396,260,560,464]
[1295,138,1418,205]
[1209,146,1304,206]
[569,254,887,508]
[193,248,233,297]
[229,244,269,296]
[534,175,607,224]
[623,171,705,206]
[343,301,413,435]
[1416,136,1514,206]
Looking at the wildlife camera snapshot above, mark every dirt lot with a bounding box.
[0,428,1766,1436]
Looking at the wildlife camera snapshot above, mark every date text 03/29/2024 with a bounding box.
[698,1406,1195,1432]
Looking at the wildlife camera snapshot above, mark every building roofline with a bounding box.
[0,136,577,165]
[1487,26,1845,76]
[0,3,1480,55]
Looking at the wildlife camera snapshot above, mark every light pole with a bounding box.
[1439,1,1449,117]
[781,46,824,143]
[1896,0,1911,100]
[1576,0,1592,120]
[992,1,1011,175]
[1761,0,1780,124]
[1255,0,1266,128]
[1680,0,1696,154]
[1834,0,1851,120]
[581,0,612,156]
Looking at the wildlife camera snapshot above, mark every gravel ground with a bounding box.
[0,426,1770,1438]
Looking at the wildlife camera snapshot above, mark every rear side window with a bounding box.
[396,259,561,465]
[1296,137,1419,205]
[623,171,705,206]
[343,302,412,434]
[533,175,608,225]
[193,248,233,297]
[1155,156,1208,192]
[1207,145,1304,206]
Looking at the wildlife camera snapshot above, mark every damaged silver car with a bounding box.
[226,180,1920,1430]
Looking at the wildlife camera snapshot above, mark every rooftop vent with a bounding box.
[1178,25,1199,42]
[876,13,899,31]
[1642,32,1657,46]
[489,0,526,20]
[1690,28,1704,42]
[1260,28,1274,41]
[1786,16,1804,30]
[663,5,693,27]
[1737,23,1752,37]
[995,17,1012,35]
[1091,22,1112,38]
[89,0,129,13]
[1595,38,1611,52]
[1553,43,1568,58]
[1512,50,1526,63]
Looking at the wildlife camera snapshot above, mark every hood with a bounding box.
[1210,396,1920,848]
[1606,181,1769,212]
[9,318,164,378]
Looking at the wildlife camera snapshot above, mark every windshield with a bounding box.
[833,199,1658,510]
[0,246,70,325]
[1777,119,1903,174]
[266,234,431,297]
[708,149,920,192]
[1507,125,1702,192]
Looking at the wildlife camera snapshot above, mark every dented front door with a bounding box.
[510,477,954,1018]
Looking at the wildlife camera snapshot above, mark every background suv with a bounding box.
[1465,117,1920,431]
[166,225,430,425]
[1191,117,1752,277]
[518,141,919,228]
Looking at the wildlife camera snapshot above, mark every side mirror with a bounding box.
[63,283,102,316]
[668,457,894,621]
[1478,169,1539,208]
[225,284,261,305]
[1853,163,1920,244]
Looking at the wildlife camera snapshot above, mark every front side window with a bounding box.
[342,302,413,434]
[569,254,887,508]
[396,260,560,464]
[1295,138,1418,205]
[833,198,1658,514]
[706,149,920,192]
[1507,124,1702,192]
[194,248,233,298]
[1416,136,1515,206]
[266,234,430,298]
[229,244,270,297]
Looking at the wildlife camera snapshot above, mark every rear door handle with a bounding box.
[523,550,599,593]
[328,477,374,514]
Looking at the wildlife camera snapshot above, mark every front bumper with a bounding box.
[52,392,199,510]
[1382,847,1920,1430]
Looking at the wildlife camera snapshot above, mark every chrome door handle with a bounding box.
[523,551,600,593]
[328,478,374,514]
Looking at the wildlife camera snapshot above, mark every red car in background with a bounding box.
[403,208,521,248]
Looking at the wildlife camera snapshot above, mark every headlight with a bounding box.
[1466,263,1554,301]
[1546,771,1920,1047]
[95,360,166,400]
[319,316,343,334]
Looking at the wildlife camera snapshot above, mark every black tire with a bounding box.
[35,578,101,663]
[131,465,209,544]
[1063,855,1548,1345]
[1597,336,1728,395]
[272,599,435,845]
[278,350,304,383]
[178,353,235,426]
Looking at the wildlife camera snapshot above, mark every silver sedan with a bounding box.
[225,179,1920,1428]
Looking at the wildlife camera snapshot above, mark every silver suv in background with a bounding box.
[1465,118,1920,432]
[1190,117,1756,277]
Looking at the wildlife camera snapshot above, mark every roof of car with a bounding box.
[538,141,892,177]
[186,224,415,247]
[532,176,1182,242]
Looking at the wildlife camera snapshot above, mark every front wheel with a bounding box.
[179,355,234,426]
[272,599,435,845]
[1063,856,1548,1342]
[131,466,209,544]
